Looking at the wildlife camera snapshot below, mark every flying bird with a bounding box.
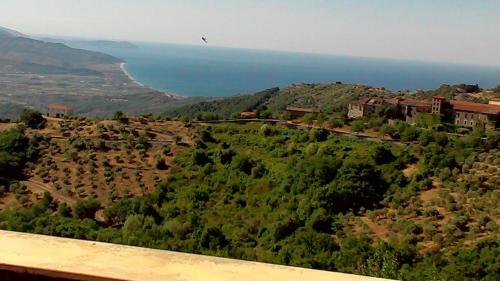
[202,37,208,44]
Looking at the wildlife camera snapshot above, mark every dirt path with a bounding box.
[21,180,76,205]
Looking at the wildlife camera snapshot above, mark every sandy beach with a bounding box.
[119,62,184,99]
[120,62,145,87]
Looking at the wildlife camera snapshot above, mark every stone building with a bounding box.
[448,101,500,129]
[347,97,394,119]
[400,99,432,124]
[348,96,500,129]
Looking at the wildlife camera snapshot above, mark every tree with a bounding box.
[380,124,397,139]
[372,145,395,165]
[231,154,255,175]
[113,111,127,123]
[310,128,329,142]
[315,159,383,213]
[57,202,72,217]
[351,120,365,133]
[20,109,46,129]
[0,127,32,184]
[74,199,101,219]
[200,225,229,251]
[400,127,420,142]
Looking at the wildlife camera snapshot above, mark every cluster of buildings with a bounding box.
[348,96,500,129]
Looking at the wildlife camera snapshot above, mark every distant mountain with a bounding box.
[0,26,25,37]
[40,38,138,50]
[0,26,123,75]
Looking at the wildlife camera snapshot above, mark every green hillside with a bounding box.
[165,88,280,119]
[164,83,500,121]
[0,121,498,280]
[164,83,396,119]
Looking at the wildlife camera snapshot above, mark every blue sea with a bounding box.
[89,42,500,97]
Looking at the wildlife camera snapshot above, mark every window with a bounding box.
[464,120,467,125]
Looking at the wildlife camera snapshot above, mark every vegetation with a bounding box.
[0,120,498,280]
[165,87,280,119]
[0,126,38,185]
[20,109,46,129]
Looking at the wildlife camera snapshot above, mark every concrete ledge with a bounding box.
[0,230,394,281]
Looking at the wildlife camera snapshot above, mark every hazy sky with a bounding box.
[1,0,499,66]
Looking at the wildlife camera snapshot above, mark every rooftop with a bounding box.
[433,95,447,100]
[400,99,432,108]
[0,230,392,281]
[450,100,500,115]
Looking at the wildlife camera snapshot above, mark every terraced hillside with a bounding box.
[0,117,195,211]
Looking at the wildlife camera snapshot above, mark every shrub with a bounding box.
[20,109,46,129]
[310,128,329,142]
[231,154,255,175]
[305,143,319,156]
[74,199,101,219]
[193,150,211,166]
[260,124,272,136]
[251,163,267,178]
[200,225,228,251]
[113,111,127,123]
[155,157,169,170]
[351,120,365,132]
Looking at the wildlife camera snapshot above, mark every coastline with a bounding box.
[120,62,145,87]
[119,62,185,99]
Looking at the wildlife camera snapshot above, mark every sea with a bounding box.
[88,42,500,97]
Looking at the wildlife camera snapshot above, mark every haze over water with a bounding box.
[92,43,500,97]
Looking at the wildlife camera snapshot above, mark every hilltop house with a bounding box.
[47,104,74,118]
[348,96,500,129]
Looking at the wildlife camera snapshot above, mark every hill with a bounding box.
[0,26,25,37]
[165,87,280,119]
[40,37,139,50]
[0,26,189,119]
[165,83,500,120]
[164,84,399,119]
[0,34,122,75]
[0,117,194,211]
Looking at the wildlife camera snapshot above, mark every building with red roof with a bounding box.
[348,96,500,129]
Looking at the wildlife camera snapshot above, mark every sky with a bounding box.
[1,0,499,66]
